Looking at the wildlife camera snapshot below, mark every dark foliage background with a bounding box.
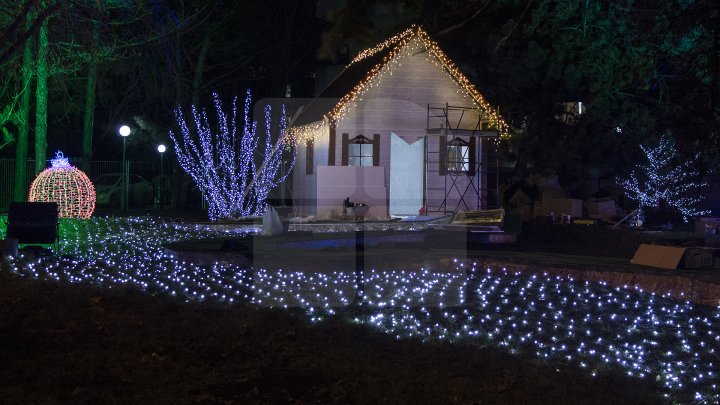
[0,0,717,186]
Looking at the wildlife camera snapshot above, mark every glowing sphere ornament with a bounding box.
[29,151,96,219]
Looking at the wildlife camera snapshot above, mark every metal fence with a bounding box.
[4,157,720,216]
[0,158,162,213]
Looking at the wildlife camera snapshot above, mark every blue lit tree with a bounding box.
[170,91,296,220]
[617,134,709,221]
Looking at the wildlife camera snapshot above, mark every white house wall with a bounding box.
[333,37,487,213]
[292,124,329,217]
[316,166,387,219]
[292,36,492,217]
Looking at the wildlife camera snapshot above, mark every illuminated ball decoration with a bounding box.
[28,151,96,219]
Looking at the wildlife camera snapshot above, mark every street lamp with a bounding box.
[157,144,166,209]
[119,125,130,210]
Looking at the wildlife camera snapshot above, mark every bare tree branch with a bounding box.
[495,0,534,51]
[0,0,62,66]
[436,1,493,37]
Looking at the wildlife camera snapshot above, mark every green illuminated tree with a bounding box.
[34,7,48,175]
[80,22,98,173]
[13,14,32,201]
[0,1,58,200]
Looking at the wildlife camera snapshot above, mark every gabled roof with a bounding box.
[291,25,510,140]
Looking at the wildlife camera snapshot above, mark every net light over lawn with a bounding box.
[4,216,718,403]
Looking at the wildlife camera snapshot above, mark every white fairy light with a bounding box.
[170,91,296,221]
[617,134,709,221]
[289,25,511,144]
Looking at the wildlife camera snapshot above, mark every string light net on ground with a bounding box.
[28,152,96,219]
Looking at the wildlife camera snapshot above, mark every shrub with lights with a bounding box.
[28,151,96,219]
[170,91,296,221]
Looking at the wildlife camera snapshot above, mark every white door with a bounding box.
[389,133,424,216]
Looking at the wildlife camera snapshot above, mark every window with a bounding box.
[348,142,373,166]
[440,136,475,175]
[446,138,469,172]
[558,101,584,124]
[342,134,378,166]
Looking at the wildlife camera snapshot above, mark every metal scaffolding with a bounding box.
[424,103,499,215]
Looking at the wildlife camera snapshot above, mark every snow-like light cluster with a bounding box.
[0,216,718,403]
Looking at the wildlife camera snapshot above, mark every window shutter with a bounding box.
[372,134,380,166]
[467,136,476,176]
[305,139,314,175]
[328,127,336,166]
[341,133,349,166]
[439,136,447,175]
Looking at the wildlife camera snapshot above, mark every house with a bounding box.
[290,26,510,219]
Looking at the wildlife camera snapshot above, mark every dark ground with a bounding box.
[0,269,663,404]
[0,219,699,404]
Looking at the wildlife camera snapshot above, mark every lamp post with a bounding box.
[119,125,130,210]
[157,144,166,209]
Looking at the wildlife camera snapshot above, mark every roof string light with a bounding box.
[290,25,510,144]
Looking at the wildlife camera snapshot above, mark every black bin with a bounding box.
[7,202,59,244]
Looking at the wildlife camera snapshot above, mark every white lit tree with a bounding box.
[617,134,709,221]
[170,91,295,221]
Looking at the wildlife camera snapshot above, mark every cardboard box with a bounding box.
[541,188,565,200]
[518,203,534,222]
[532,201,545,219]
[695,217,720,235]
[631,244,686,269]
[542,198,583,218]
[706,233,720,248]
[584,199,616,219]
[683,247,718,270]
